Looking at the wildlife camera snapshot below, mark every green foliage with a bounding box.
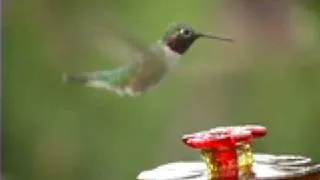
[3,1,320,180]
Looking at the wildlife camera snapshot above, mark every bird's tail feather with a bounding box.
[62,73,90,84]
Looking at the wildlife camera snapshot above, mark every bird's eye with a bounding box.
[180,29,192,37]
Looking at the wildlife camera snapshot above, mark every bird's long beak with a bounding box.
[198,33,234,42]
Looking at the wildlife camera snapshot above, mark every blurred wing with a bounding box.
[97,17,168,83]
[78,13,154,66]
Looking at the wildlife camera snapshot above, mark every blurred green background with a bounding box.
[3,0,320,180]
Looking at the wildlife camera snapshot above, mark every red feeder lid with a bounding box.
[229,128,252,143]
[182,131,233,149]
[182,126,259,150]
[212,125,267,140]
[242,125,267,139]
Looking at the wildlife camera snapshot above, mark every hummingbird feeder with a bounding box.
[138,125,320,180]
[182,125,267,179]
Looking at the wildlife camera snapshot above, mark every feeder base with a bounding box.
[137,153,320,180]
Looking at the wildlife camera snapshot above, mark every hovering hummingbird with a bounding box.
[63,23,233,97]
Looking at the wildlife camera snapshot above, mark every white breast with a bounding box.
[163,45,181,68]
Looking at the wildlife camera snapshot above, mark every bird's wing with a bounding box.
[77,13,158,66]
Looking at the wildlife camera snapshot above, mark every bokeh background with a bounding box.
[3,0,320,180]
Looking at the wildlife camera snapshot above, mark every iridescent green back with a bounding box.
[95,44,168,90]
[96,67,135,87]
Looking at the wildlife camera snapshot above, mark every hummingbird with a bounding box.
[63,23,233,97]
